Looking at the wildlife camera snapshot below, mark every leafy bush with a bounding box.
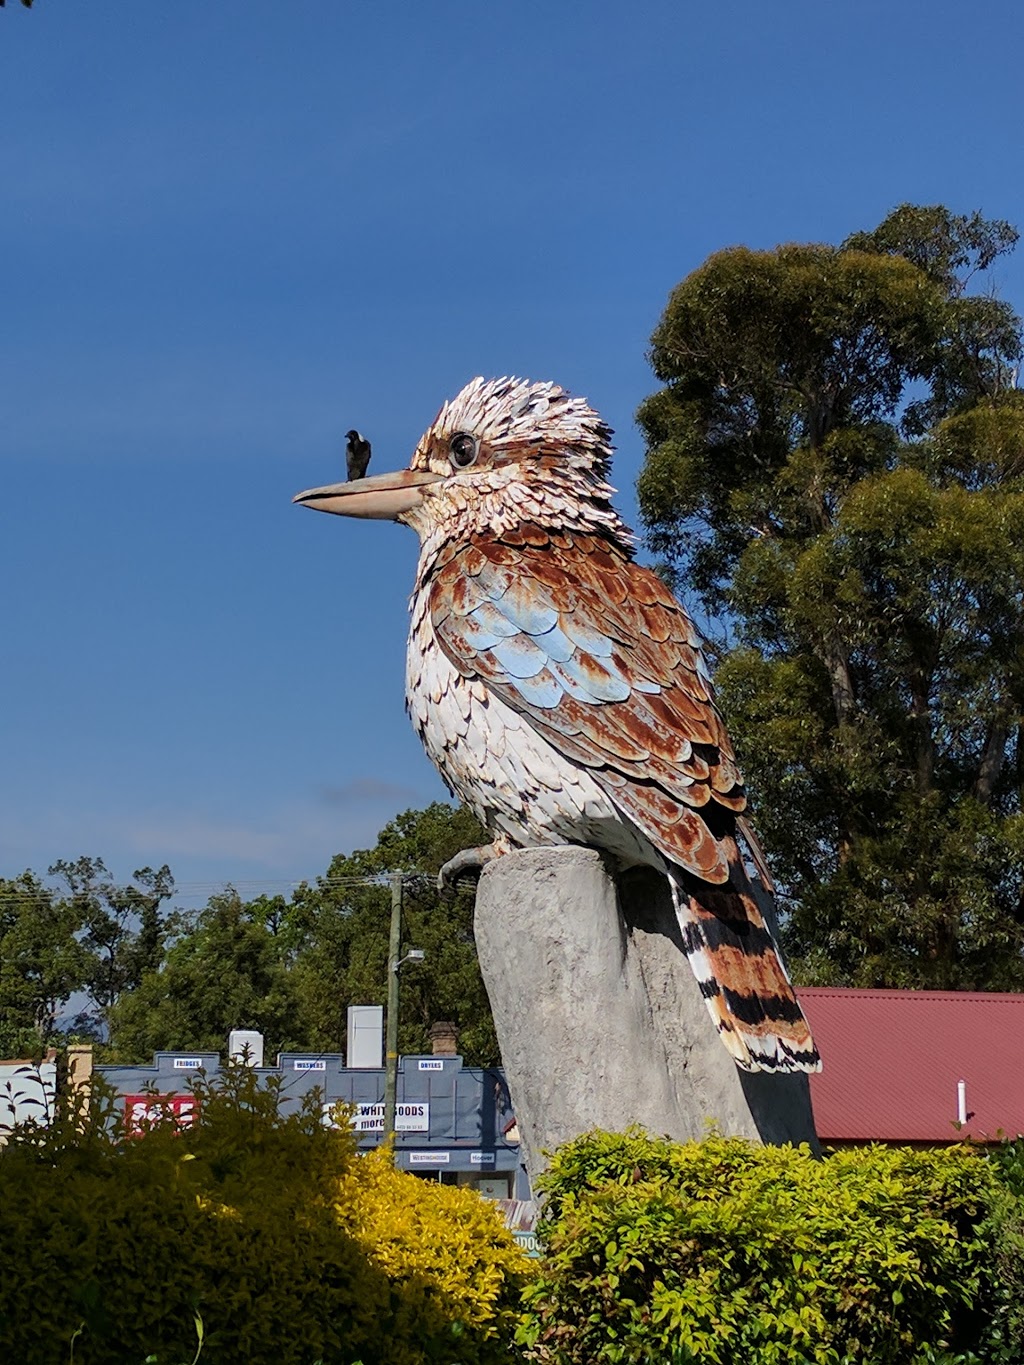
[518,1128,1009,1365]
[335,1147,529,1359]
[983,1137,1024,1363]
[0,1065,529,1365]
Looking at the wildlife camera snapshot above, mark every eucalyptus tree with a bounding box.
[637,205,1024,989]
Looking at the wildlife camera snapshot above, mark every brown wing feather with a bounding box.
[429,532,743,881]
[428,531,819,1072]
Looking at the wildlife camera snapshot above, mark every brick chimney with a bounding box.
[429,1021,459,1056]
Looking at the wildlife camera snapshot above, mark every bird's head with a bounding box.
[295,377,633,558]
[344,429,362,444]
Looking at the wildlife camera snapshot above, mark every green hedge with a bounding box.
[5,1077,1023,1365]
[986,1138,1024,1361]
[0,1067,529,1365]
[518,1128,1022,1365]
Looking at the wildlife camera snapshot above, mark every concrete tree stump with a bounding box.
[474,846,819,1179]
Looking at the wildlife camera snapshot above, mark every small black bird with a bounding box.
[345,430,372,482]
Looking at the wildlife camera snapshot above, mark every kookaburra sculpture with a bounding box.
[295,377,819,1073]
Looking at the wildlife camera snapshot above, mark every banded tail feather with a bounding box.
[669,840,820,1073]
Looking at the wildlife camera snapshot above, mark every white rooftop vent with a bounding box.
[228,1030,264,1067]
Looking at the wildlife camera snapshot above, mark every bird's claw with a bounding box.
[437,843,498,894]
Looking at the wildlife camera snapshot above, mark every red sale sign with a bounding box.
[124,1093,199,1136]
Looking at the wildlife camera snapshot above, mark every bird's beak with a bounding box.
[292,468,441,520]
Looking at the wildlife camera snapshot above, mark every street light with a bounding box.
[383,874,426,1147]
[395,948,425,968]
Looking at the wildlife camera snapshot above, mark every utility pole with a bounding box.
[383,872,403,1148]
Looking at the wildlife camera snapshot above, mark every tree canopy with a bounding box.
[0,860,173,1056]
[109,801,498,1065]
[280,802,497,1065]
[637,204,1024,990]
[0,871,89,1055]
[1,803,498,1067]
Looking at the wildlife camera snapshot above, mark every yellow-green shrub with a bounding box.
[335,1147,530,1362]
[0,1066,530,1365]
[519,1128,1009,1365]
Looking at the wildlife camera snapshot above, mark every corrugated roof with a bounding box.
[799,986,1024,1143]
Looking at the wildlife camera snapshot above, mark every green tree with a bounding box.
[106,888,303,1061]
[0,872,90,1054]
[48,856,174,1029]
[5,806,496,1065]
[104,802,499,1065]
[286,803,499,1065]
[637,204,1024,990]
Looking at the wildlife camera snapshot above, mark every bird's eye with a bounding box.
[449,432,479,468]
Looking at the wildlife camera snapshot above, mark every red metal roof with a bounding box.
[799,986,1024,1144]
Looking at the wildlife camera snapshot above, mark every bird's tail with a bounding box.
[668,839,820,1073]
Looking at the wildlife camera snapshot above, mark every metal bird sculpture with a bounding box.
[345,429,372,482]
[295,377,819,1073]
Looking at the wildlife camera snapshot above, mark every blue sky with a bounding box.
[2,1,1023,905]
